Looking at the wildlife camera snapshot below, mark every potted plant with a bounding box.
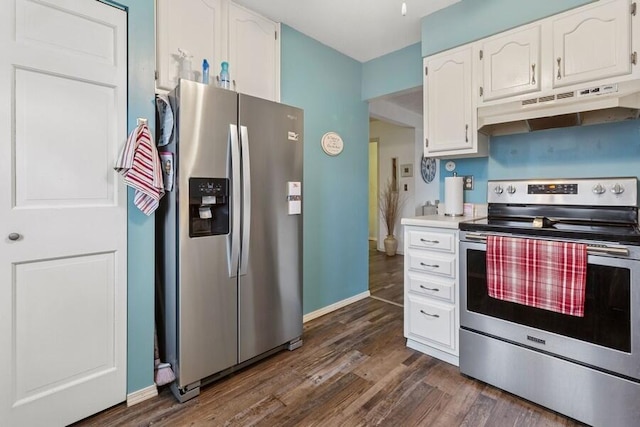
[378,178,405,256]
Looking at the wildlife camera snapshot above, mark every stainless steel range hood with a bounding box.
[478,80,640,136]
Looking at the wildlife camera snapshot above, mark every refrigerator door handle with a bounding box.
[239,125,251,276]
[229,124,241,278]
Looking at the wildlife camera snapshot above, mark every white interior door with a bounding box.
[0,0,128,425]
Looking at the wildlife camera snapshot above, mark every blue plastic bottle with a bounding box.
[202,59,210,84]
[219,61,230,89]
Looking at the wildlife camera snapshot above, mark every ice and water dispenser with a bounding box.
[188,177,229,237]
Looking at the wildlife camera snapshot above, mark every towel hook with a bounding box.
[137,117,148,126]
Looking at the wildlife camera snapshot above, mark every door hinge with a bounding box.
[425,138,429,148]
[275,31,278,40]
[632,2,637,16]
[479,50,483,60]
[479,86,484,97]
[154,70,158,80]
[425,66,428,76]
[632,51,638,65]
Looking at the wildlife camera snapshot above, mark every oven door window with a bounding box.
[466,249,631,352]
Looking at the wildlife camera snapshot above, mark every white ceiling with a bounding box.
[233,0,460,63]
[234,0,458,118]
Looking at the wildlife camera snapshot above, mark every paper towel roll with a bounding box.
[445,176,464,216]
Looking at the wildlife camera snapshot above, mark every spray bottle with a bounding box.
[219,61,230,89]
[177,48,193,81]
[202,59,210,84]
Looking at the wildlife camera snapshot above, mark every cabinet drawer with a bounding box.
[407,296,455,350]
[408,229,455,253]
[407,252,456,279]
[407,272,454,303]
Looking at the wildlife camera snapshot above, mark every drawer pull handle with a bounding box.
[420,238,439,244]
[420,262,439,268]
[420,310,440,318]
[419,285,439,292]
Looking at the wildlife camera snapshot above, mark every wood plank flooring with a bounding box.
[74,298,582,426]
[73,243,583,426]
[368,240,403,306]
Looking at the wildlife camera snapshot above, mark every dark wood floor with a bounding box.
[368,240,404,306]
[74,244,582,426]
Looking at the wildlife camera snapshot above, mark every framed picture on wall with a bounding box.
[400,164,413,178]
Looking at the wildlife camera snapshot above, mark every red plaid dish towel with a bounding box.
[114,124,164,215]
[486,236,588,317]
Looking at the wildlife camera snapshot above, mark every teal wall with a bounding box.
[281,26,370,314]
[443,121,640,203]
[362,42,422,101]
[104,0,156,394]
[421,0,596,57]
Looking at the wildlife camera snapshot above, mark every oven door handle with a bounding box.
[586,246,630,257]
[463,233,630,257]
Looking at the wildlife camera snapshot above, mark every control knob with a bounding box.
[506,185,516,195]
[592,184,606,195]
[493,185,504,195]
[611,183,625,195]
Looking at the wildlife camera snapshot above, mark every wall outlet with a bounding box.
[463,175,474,190]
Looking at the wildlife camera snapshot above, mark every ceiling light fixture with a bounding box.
[401,2,407,16]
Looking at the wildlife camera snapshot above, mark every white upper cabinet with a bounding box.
[228,3,279,101]
[156,0,280,101]
[424,48,472,153]
[480,26,541,102]
[552,0,631,88]
[156,0,223,91]
[425,47,487,157]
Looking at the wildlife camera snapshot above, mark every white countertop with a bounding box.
[401,213,486,229]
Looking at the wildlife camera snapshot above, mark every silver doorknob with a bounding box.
[8,233,21,241]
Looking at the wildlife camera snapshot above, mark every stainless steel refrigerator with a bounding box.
[157,80,303,402]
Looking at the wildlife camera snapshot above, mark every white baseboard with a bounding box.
[126,384,158,407]
[303,290,370,323]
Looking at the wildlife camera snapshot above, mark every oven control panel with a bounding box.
[487,177,637,206]
[528,183,578,195]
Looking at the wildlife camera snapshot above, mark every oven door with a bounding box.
[460,232,640,381]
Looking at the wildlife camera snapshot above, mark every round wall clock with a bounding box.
[421,155,436,183]
[321,132,344,156]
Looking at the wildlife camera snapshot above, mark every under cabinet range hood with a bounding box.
[477,80,640,136]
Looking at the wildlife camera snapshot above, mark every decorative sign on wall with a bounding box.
[321,132,344,156]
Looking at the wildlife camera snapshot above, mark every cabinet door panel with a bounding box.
[553,0,630,88]
[228,3,278,101]
[482,26,541,101]
[407,229,455,253]
[407,272,455,303]
[407,296,455,351]
[425,48,473,154]
[407,251,456,279]
[156,0,222,91]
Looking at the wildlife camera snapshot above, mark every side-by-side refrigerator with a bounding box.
[157,80,303,402]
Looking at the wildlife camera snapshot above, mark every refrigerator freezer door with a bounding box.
[176,80,239,387]
[238,94,304,363]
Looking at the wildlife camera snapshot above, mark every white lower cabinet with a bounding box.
[403,225,459,366]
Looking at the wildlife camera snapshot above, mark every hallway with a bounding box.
[368,240,403,306]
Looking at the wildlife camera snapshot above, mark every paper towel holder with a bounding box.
[444,173,464,217]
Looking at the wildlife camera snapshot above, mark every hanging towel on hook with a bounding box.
[114,123,164,215]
